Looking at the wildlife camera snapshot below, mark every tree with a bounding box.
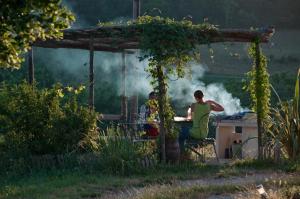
[0,0,75,69]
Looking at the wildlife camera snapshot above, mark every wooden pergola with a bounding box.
[31,25,274,108]
[29,23,274,160]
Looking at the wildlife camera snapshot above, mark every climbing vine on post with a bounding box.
[246,40,271,159]
[134,16,217,162]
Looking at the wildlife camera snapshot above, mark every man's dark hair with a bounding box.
[149,91,157,98]
[194,90,203,99]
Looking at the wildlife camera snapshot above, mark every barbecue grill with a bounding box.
[215,112,258,159]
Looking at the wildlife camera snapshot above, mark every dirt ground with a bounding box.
[100,171,298,199]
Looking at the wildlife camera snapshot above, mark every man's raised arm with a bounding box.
[205,100,224,112]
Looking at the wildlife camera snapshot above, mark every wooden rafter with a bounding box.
[33,26,275,52]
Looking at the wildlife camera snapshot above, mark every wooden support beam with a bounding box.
[121,51,128,121]
[129,95,138,131]
[121,96,128,122]
[89,37,95,109]
[28,48,34,84]
[122,51,126,99]
[156,65,166,163]
[254,41,263,160]
[133,0,141,20]
[34,39,139,52]
[32,27,275,52]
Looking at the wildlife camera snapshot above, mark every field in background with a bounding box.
[199,29,300,76]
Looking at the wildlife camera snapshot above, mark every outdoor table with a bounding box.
[173,116,192,125]
[173,116,193,137]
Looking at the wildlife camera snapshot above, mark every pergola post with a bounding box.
[28,48,34,84]
[133,0,140,20]
[121,51,128,122]
[89,37,95,109]
[156,65,166,163]
[129,95,138,131]
[254,41,263,159]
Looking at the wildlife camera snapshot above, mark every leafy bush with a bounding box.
[0,82,99,157]
[51,94,99,154]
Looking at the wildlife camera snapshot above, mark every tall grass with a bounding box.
[0,127,158,177]
[99,125,158,175]
[268,68,300,159]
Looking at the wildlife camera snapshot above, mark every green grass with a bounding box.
[0,162,221,197]
[0,163,222,199]
[232,159,300,172]
[0,171,134,199]
[0,159,298,199]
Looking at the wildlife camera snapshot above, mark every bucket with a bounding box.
[165,138,180,163]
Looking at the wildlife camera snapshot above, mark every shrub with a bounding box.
[51,95,99,154]
[0,82,99,157]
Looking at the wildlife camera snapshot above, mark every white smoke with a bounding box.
[123,52,152,96]
[35,47,245,115]
[169,63,245,115]
[122,52,245,115]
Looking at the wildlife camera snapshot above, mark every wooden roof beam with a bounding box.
[33,27,275,52]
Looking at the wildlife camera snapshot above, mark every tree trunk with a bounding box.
[156,65,167,163]
[254,41,263,160]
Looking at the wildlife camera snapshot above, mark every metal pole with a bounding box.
[28,48,34,84]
